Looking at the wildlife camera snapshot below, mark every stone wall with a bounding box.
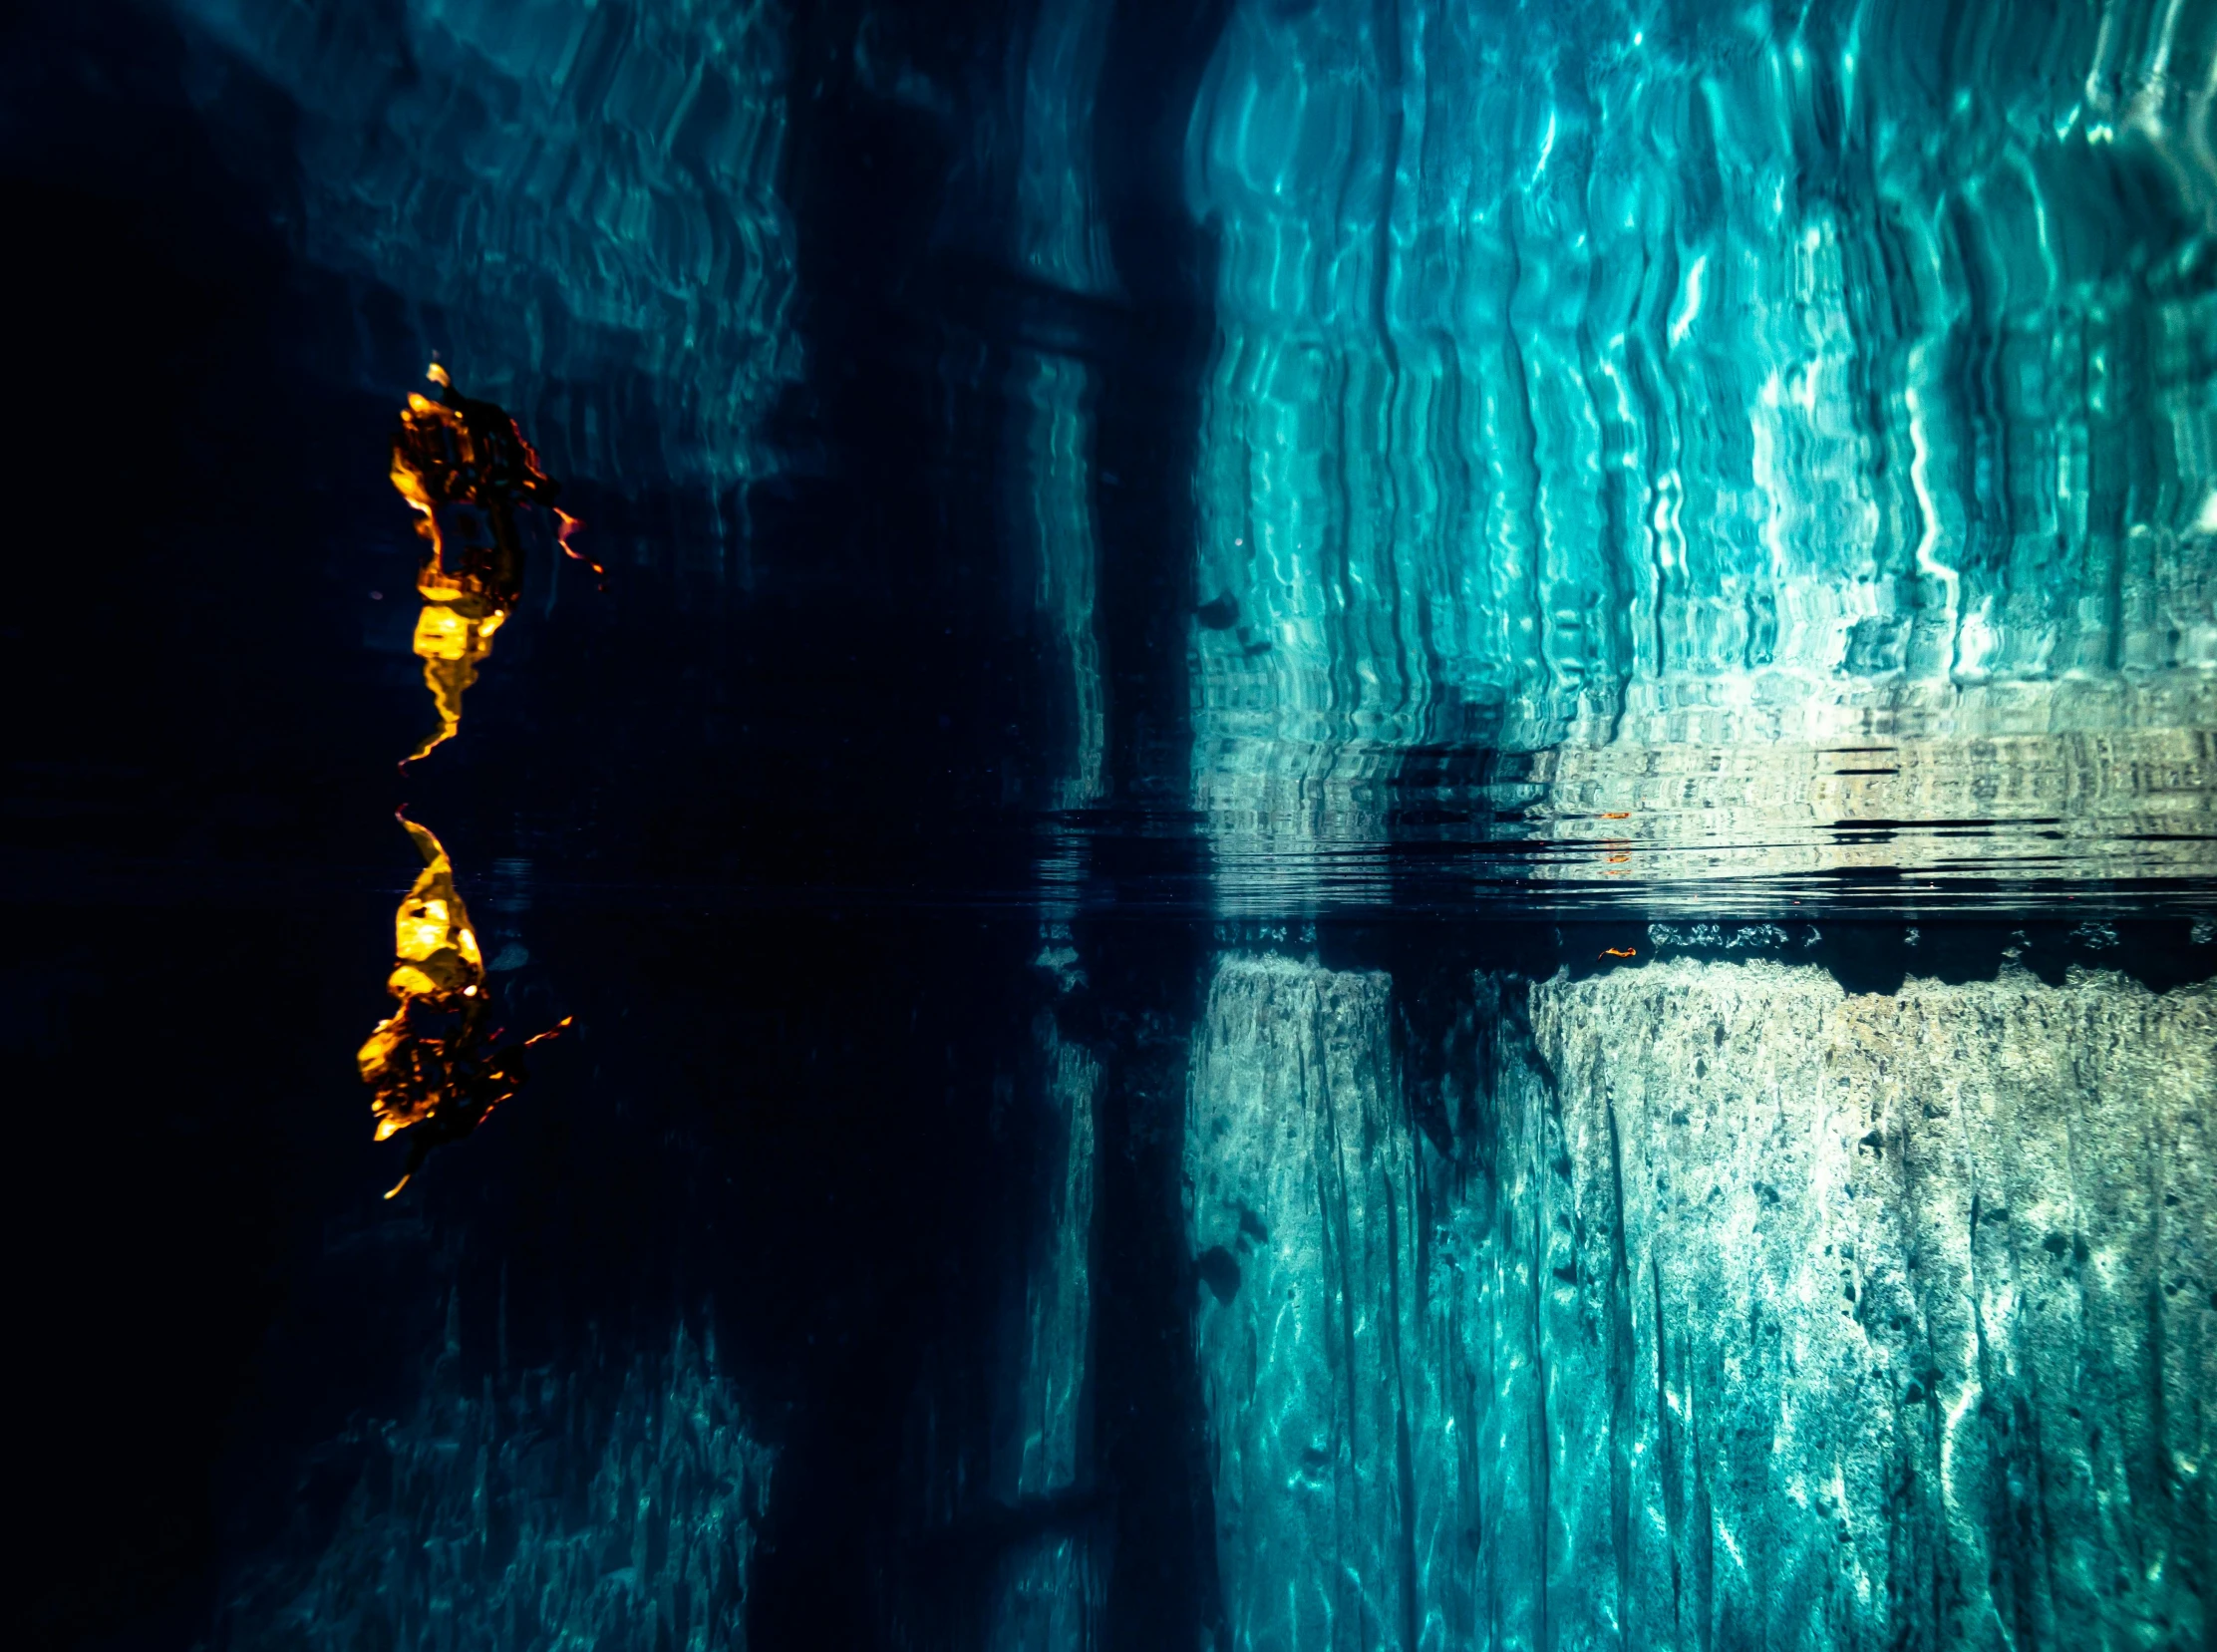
[1187,952,2215,1650]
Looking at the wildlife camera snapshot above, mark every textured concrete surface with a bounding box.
[1187,952,2215,1651]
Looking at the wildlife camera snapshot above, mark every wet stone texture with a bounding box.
[1187,953,2215,1651]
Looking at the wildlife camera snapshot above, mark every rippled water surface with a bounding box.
[8,1,2215,1648]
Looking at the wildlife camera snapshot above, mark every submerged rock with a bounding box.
[1188,952,2214,1650]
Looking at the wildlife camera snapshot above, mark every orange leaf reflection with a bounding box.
[366,364,585,1196]
[360,819,570,1196]
[390,362,599,765]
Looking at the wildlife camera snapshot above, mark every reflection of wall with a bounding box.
[851,0,1117,819]
[985,1006,1103,1652]
[1000,0,1116,817]
[1185,0,2217,856]
[1506,720,2217,890]
[895,940,1105,1652]
[999,1016,1099,1511]
[1188,951,2215,1650]
[1012,0,1118,297]
[176,0,798,503]
[222,1317,772,1651]
[1008,351,1108,814]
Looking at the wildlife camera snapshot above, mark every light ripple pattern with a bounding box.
[220,1317,772,1652]
[177,0,799,498]
[1185,0,2217,891]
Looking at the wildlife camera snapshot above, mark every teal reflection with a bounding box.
[1186,0,2217,894]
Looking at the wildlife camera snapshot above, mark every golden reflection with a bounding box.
[367,364,586,1196]
[360,819,571,1197]
[390,362,597,764]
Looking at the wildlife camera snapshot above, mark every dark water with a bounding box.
[7,1,2215,1649]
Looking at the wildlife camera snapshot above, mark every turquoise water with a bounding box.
[7,1,2213,1647]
